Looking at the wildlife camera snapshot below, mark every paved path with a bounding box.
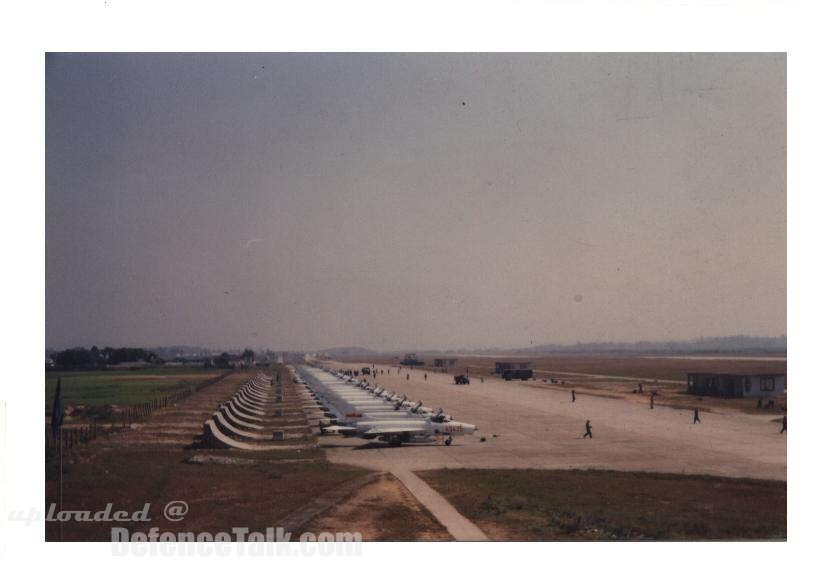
[390,468,488,541]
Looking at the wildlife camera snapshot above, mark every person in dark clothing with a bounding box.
[583,420,592,439]
[406,373,410,380]
[424,373,427,381]
[638,382,643,394]
[650,392,655,409]
[571,389,576,403]
[693,408,701,424]
[781,414,787,434]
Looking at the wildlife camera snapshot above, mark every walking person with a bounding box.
[650,391,655,409]
[693,407,701,424]
[583,419,593,439]
[781,414,787,434]
[571,389,576,403]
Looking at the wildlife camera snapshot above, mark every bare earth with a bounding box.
[301,473,451,541]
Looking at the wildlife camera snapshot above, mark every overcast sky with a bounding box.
[45,53,785,351]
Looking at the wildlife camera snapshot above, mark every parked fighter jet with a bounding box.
[298,365,477,446]
[320,415,477,446]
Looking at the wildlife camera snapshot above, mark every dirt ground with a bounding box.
[44,366,366,541]
[300,473,451,541]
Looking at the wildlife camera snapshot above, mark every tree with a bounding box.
[213,352,232,369]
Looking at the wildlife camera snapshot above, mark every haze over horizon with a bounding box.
[46,53,786,351]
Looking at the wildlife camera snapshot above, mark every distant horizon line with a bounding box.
[44,334,787,355]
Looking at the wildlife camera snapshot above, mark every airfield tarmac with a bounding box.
[318,361,786,482]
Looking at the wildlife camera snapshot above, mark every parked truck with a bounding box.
[400,353,424,366]
[501,368,533,381]
[495,362,534,381]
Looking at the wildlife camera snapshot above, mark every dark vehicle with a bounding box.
[454,374,470,385]
[502,369,533,381]
[495,362,534,381]
[361,367,371,375]
[400,353,424,366]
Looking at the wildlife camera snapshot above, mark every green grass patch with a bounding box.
[45,368,224,412]
[418,468,786,541]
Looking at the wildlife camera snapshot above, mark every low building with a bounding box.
[686,372,786,398]
[433,358,457,368]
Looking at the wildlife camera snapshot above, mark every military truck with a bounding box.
[495,361,534,381]
[501,368,533,381]
[454,374,470,385]
[400,353,424,366]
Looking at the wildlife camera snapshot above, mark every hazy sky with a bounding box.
[46,53,786,351]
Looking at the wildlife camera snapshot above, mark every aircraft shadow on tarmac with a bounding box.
[351,441,457,451]
[318,441,455,450]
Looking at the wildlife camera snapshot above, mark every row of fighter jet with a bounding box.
[295,364,477,446]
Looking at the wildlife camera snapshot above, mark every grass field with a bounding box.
[45,367,225,413]
[419,468,786,540]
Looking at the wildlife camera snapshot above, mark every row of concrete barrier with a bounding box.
[202,372,314,450]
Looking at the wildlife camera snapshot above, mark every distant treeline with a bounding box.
[47,346,259,370]
[49,346,159,369]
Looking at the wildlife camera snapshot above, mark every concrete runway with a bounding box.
[318,361,786,481]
